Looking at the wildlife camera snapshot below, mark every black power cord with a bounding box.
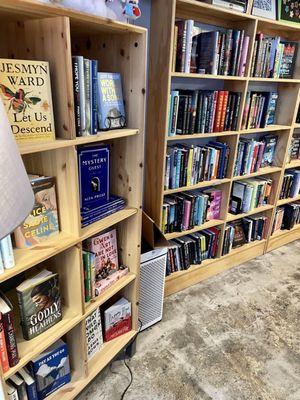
[120,318,143,400]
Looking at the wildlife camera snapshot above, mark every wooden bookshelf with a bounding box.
[0,1,146,398]
[144,0,300,297]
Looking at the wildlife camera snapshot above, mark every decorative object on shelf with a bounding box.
[0,97,34,240]
[200,0,248,13]
[278,0,300,24]
[252,0,277,20]
[122,0,141,19]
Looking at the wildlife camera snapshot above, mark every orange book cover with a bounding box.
[219,91,229,132]
[213,91,223,132]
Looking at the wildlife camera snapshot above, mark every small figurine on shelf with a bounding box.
[106,0,141,20]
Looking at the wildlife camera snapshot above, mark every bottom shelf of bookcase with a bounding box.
[48,330,137,400]
[267,225,300,252]
[164,240,266,297]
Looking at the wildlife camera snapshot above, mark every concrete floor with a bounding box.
[77,241,300,400]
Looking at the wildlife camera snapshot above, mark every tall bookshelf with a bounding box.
[145,0,300,297]
[0,0,146,398]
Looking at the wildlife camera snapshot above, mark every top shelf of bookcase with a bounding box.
[0,0,146,34]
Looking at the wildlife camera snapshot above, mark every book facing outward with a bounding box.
[14,176,59,249]
[104,297,131,342]
[16,269,62,340]
[85,308,103,360]
[0,58,55,143]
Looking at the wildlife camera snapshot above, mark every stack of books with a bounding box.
[0,234,15,274]
[230,178,273,214]
[173,20,250,76]
[166,227,221,275]
[279,170,300,199]
[241,91,278,129]
[162,189,222,234]
[288,134,300,162]
[83,228,128,301]
[222,215,268,255]
[72,56,126,135]
[168,89,242,136]
[165,142,230,190]
[234,134,278,177]
[272,203,300,232]
[251,35,298,78]
[77,144,126,227]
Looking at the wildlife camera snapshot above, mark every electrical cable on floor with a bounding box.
[120,318,143,400]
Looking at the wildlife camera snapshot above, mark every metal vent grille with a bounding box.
[139,253,167,331]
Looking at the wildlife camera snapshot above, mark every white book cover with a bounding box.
[0,235,14,269]
[85,308,103,360]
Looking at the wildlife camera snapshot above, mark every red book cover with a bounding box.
[208,227,220,257]
[250,143,259,173]
[255,142,265,171]
[213,91,223,132]
[0,295,19,367]
[0,314,9,373]
[104,298,131,342]
[220,91,229,132]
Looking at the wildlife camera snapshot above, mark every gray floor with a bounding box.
[77,241,300,400]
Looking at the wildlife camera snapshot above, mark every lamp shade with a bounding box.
[0,97,34,240]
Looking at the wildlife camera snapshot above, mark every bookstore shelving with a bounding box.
[145,0,300,297]
[0,0,146,398]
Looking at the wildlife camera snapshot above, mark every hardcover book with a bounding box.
[85,308,103,360]
[0,58,55,143]
[97,72,126,130]
[16,269,62,340]
[14,176,59,249]
[29,339,70,400]
[77,144,110,212]
[0,294,19,368]
[104,297,131,342]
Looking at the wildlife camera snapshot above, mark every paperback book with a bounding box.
[85,308,103,360]
[104,297,131,342]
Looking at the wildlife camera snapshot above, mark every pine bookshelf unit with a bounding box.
[145,0,300,297]
[0,0,146,398]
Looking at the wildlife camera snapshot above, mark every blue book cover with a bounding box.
[97,72,126,130]
[29,340,70,400]
[91,60,98,135]
[77,144,110,211]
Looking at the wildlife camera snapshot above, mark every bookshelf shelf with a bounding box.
[164,219,224,240]
[294,123,300,128]
[227,205,274,222]
[164,178,231,195]
[240,125,292,134]
[167,131,239,140]
[249,78,300,84]
[268,224,300,252]
[232,166,282,181]
[285,159,300,169]
[277,194,300,206]
[0,1,146,398]
[171,72,248,80]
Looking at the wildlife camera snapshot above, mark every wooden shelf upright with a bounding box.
[144,0,300,297]
[0,0,146,398]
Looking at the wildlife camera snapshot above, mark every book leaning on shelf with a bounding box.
[85,307,103,361]
[14,175,59,249]
[103,297,131,342]
[241,91,278,130]
[166,226,221,275]
[0,58,55,143]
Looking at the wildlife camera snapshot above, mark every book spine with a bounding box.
[220,91,229,132]
[72,56,81,136]
[235,30,244,76]
[91,60,98,135]
[17,290,30,341]
[0,250,4,274]
[0,317,9,373]
[0,236,15,269]
[83,252,92,302]
[83,59,91,136]
[26,381,39,400]
[223,29,232,76]
[2,310,19,367]
[78,56,86,134]
[184,20,194,73]
[238,36,249,77]
[250,40,258,77]
[172,25,178,73]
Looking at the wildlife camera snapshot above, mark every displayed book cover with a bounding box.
[85,228,129,296]
[16,269,62,340]
[231,220,246,248]
[104,297,131,342]
[85,308,103,360]
[97,72,126,130]
[14,176,59,249]
[203,189,222,220]
[0,58,55,143]
[29,339,70,400]
[77,144,110,211]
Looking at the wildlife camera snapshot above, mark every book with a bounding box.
[8,374,27,400]
[72,56,82,136]
[104,297,131,342]
[0,235,15,269]
[29,339,70,400]
[203,189,222,220]
[198,31,219,75]
[83,58,91,135]
[77,144,110,212]
[14,176,59,249]
[16,269,62,340]
[85,308,103,360]
[18,367,38,400]
[97,72,126,130]
[0,311,9,373]
[0,294,19,367]
[6,382,19,400]
[0,58,55,143]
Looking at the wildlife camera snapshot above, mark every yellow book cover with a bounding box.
[187,147,194,186]
[0,58,55,143]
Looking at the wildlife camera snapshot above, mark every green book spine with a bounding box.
[83,252,91,302]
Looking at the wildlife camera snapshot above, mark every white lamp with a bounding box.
[0,97,34,240]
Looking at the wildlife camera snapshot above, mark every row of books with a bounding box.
[72,56,126,135]
[272,203,300,233]
[173,20,249,76]
[0,235,15,273]
[162,189,222,234]
[279,170,300,200]
[251,35,298,79]
[234,134,278,177]
[166,227,221,275]
[164,142,230,190]
[82,228,128,302]
[168,90,242,136]
[222,215,268,255]
[288,134,300,162]
[230,177,272,214]
[241,91,278,130]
